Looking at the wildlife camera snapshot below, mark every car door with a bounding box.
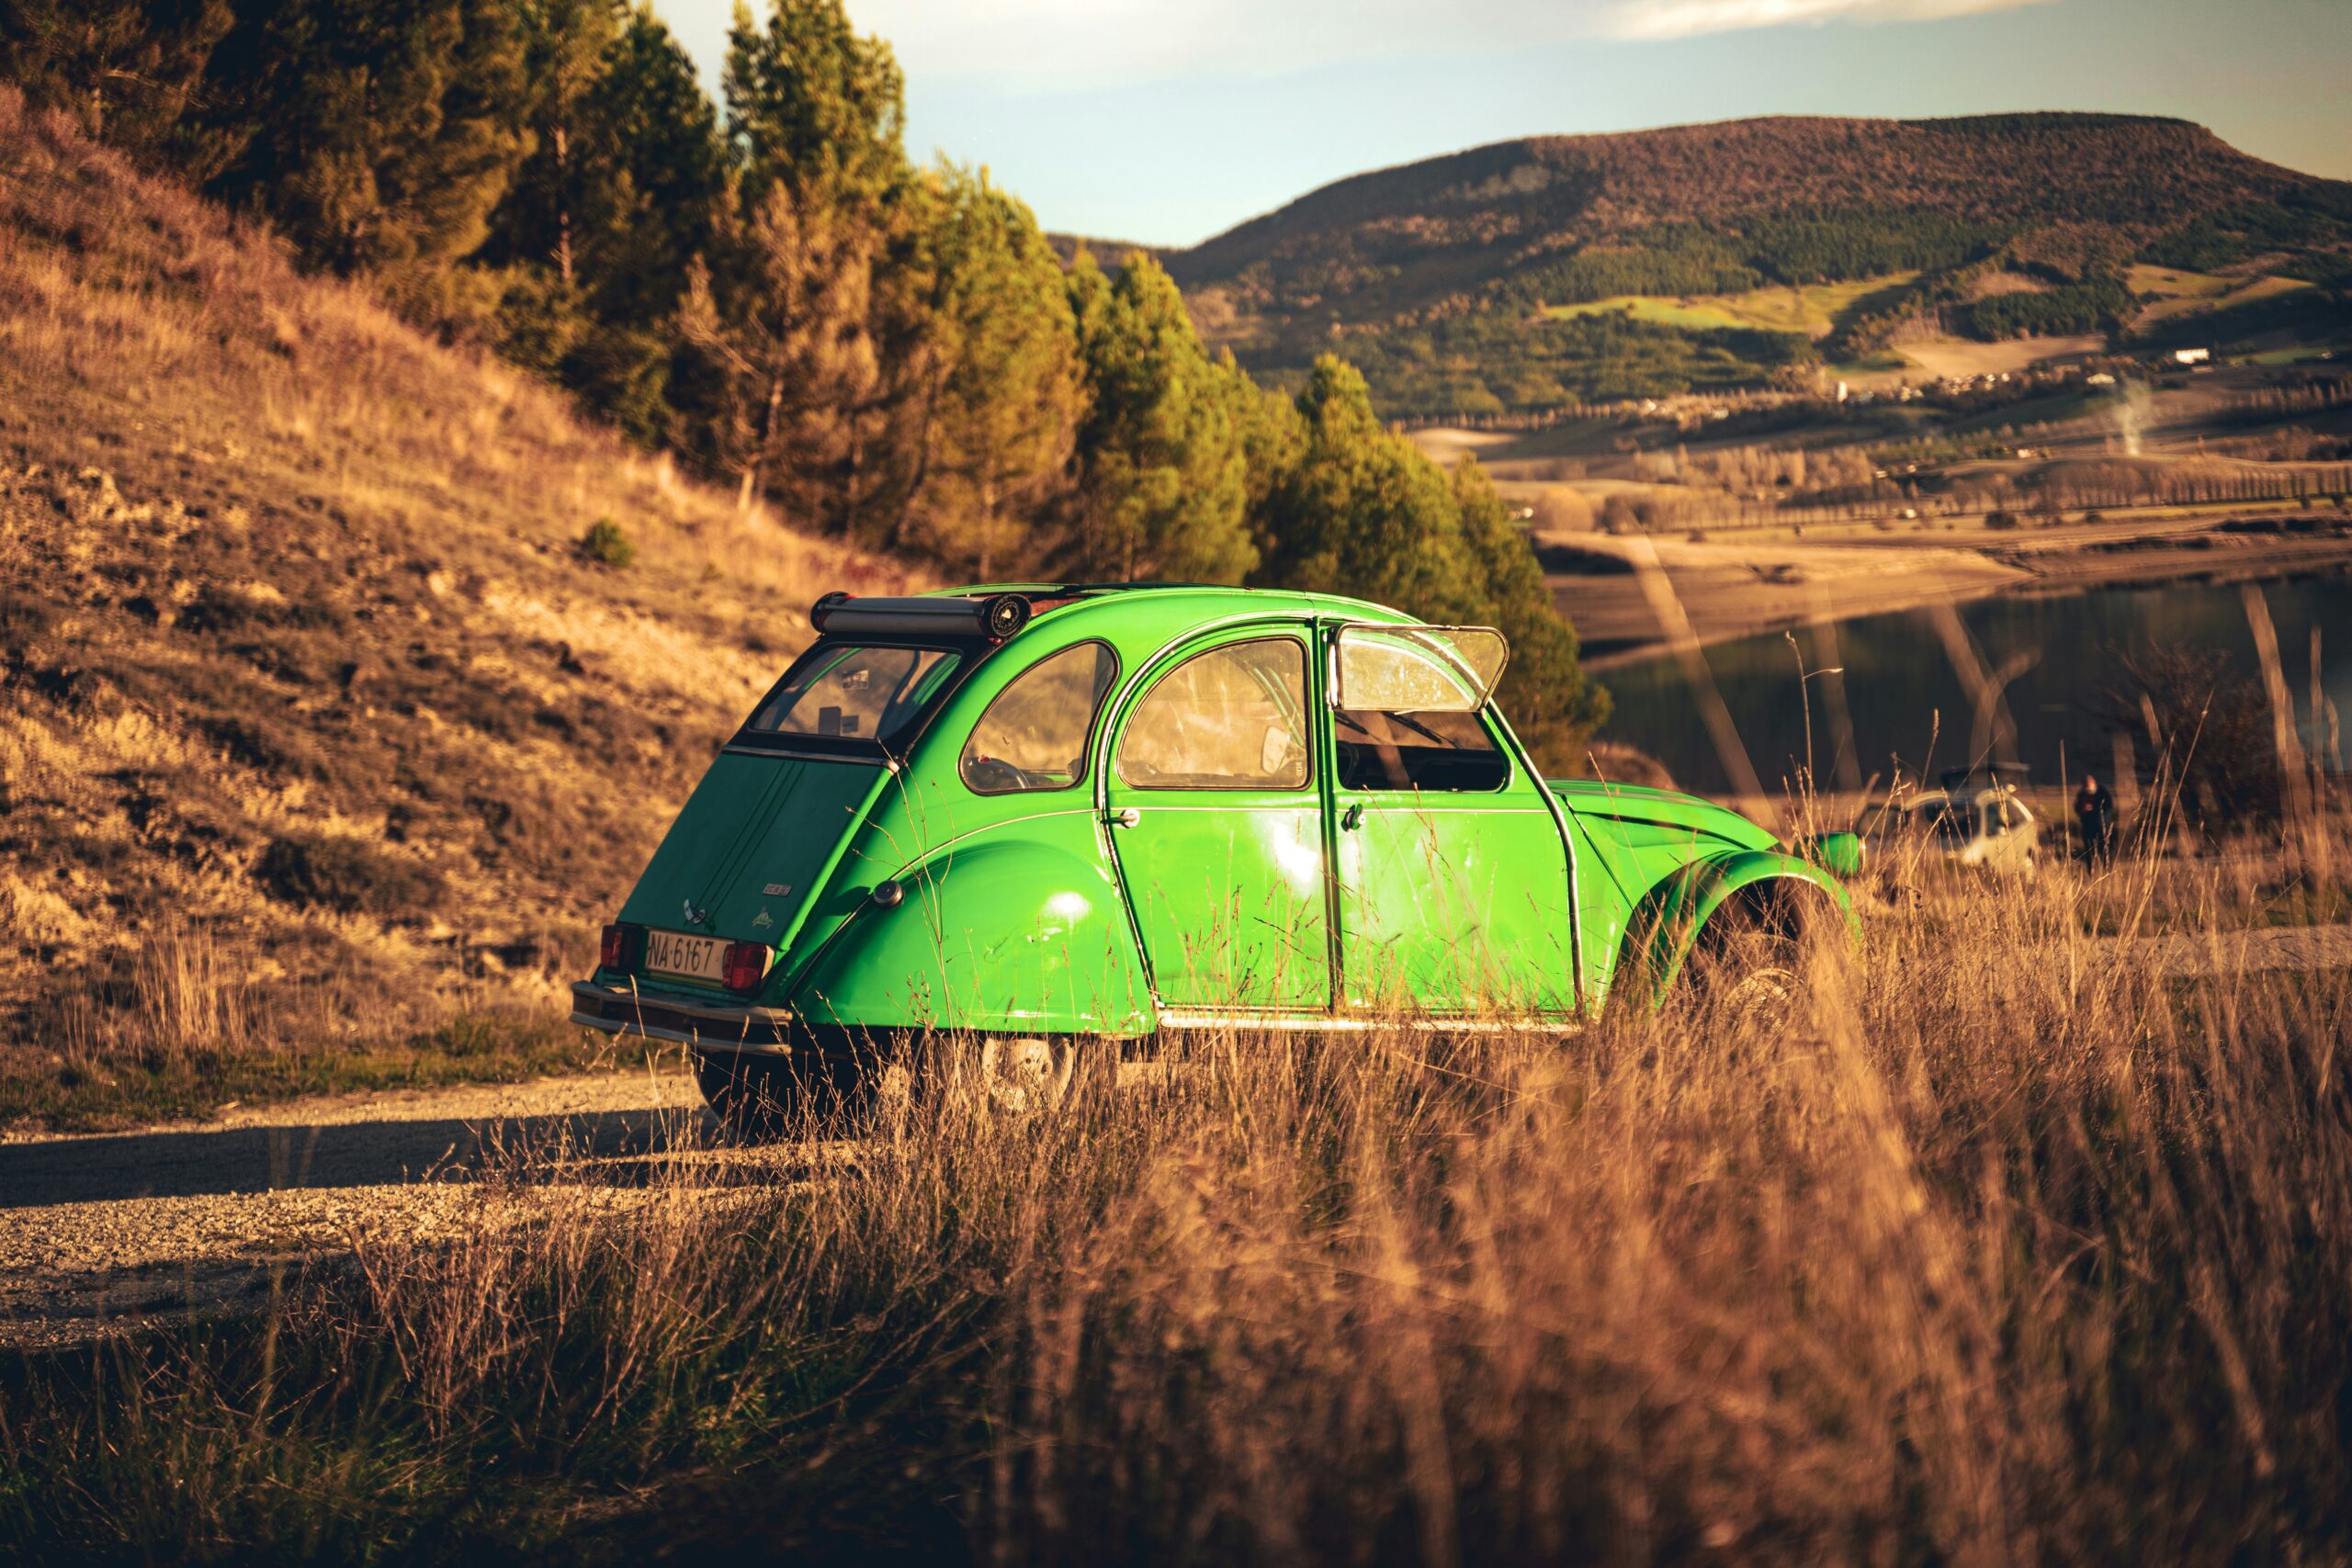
[1102,630,1330,1016]
[1326,625,1578,1016]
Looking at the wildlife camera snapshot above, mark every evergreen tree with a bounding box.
[677,175,881,525]
[682,0,932,544]
[1448,459,1610,757]
[721,0,902,209]
[0,0,235,173]
[489,1,724,440]
[1253,355,1478,616]
[203,0,529,322]
[1069,252,1254,581]
[913,166,1083,577]
[499,0,627,293]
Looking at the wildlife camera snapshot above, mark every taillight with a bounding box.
[599,923,641,970]
[722,941,770,995]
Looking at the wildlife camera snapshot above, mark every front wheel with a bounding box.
[963,1034,1113,1112]
[1681,890,1838,1029]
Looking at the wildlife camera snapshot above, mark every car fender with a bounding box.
[1617,847,1858,1006]
[784,831,1155,1037]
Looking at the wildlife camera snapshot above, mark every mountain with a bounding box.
[0,90,911,1116]
[1159,114,2352,418]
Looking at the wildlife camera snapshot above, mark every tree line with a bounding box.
[0,0,1605,750]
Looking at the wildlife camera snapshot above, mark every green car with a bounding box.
[571,584,1860,1116]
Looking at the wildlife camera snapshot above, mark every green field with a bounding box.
[1543,273,1918,339]
[2126,264,2310,326]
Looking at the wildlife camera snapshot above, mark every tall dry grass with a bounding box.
[2,833,2347,1562]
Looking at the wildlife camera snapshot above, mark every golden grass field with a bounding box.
[0,823,2346,1562]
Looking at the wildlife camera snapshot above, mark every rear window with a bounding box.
[746,644,961,744]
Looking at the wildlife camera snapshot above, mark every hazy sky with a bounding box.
[654,0,2352,248]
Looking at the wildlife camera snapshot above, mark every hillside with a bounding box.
[1163,113,2352,416]
[0,91,912,1122]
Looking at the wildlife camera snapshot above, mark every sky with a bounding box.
[653,0,2352,249]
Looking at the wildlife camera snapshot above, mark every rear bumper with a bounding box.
[570,980,797,1056]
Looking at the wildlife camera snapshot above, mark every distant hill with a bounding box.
[0,93,911,1079]
[1159,114,2352,417]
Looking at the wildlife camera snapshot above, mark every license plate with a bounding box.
[644,929,727,983]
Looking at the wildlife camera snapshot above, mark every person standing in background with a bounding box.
[2075,773,2118,863]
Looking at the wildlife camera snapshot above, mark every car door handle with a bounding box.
[1108,807,1141,829]
[1340,803,1363,830]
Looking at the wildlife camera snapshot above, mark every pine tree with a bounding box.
[721,0,902,209]
[203,0,529,321]
[677,175,881,525]
[0,0,235,173]
[488,1,725,439]
[1254,355,1476,616]
[913,166,1083,577]
[683,0,932,544]
[1448,459,1609,756]
[1069,252,1254,582]
[500,0,627,293]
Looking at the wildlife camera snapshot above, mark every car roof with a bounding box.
[930,581,1413,623]
[901,583,1426,655]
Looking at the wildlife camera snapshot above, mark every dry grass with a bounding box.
[0,832,2346,1563]
[0,89,922,1125]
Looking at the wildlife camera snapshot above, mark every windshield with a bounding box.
[746,644,962,745]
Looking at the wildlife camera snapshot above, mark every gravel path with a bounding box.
[0,1067,717,1346]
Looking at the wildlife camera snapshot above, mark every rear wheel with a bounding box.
[694,1051,839,1138]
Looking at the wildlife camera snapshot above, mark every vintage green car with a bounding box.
[571,584,1860,1117]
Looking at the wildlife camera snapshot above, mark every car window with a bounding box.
[960,643,1117,795]
[1334,708,1508,792]
[747,645,960,743]
[1114,637,1309,790]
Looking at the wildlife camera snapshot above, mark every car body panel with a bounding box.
[579,585,1858,1052]
[616,752,887,975]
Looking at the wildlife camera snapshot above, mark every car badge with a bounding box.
[753,908,774,930]
[682,898,710,928]
[763,883,793,897]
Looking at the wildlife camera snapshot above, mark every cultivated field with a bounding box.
[1544,273,1919,338]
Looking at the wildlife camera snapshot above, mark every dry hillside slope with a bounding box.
[0,90,913,1096]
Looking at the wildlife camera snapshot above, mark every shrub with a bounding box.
[256,834,444,916]
[578,517,636,569]
[1984,509,2020,529]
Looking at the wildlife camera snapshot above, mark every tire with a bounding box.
[1681,890,1828,1028]
[972,1034,1110,1113]
[694,1051,832,1138]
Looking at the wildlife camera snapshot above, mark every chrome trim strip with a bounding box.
[1154,1010,1583,1036]
[570,980,794,1027]
[569,1010,797,1056]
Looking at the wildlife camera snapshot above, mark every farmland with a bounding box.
[1544,272,1920,338]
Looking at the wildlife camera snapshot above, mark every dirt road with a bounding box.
[0,1068,714,1347]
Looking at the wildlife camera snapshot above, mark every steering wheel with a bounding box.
[963,757,1031,794]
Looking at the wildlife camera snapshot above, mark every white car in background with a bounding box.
[1866,763,2042,875]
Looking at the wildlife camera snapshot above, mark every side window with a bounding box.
[1114,638,1309,790]
[1334,708,1509,792]
[960,643,1117,795]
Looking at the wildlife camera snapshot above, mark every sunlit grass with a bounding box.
[2,823,2346,1562]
